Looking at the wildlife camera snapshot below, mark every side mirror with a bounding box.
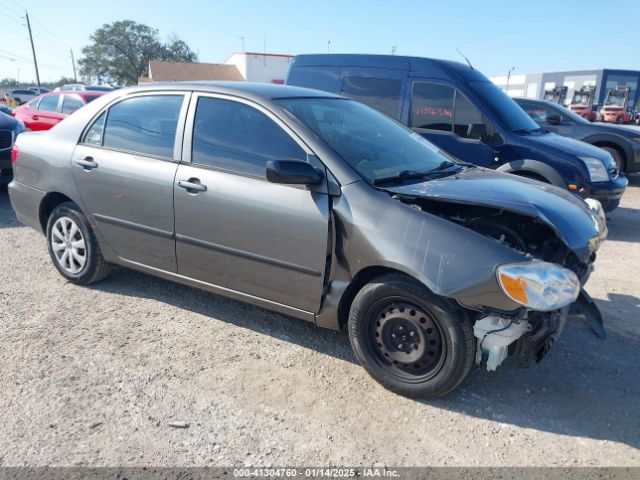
[266,160,324,185]
[546,114,562,125]
[467,123,487,140]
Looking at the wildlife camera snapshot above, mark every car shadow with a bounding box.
[88,266,640,451]
[605,205,640,243]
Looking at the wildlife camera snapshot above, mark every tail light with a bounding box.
[11,144,19,164]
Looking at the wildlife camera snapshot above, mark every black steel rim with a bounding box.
[366,299,446,383]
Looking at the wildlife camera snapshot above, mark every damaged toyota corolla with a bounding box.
[8,83,607,398]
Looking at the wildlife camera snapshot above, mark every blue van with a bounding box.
[286,54,628,211]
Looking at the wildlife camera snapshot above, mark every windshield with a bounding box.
[572,94,590,105]
[276,97,458,183]
[469,81,540,133]
[605,94,625,107]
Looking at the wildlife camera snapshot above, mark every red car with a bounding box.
[12,91,104,131]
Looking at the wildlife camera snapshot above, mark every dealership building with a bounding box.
[491,68,640,107]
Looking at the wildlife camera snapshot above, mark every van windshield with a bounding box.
[277,97,461,183]
[470,81,541,133]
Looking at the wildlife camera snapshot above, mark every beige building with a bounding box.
[139,61,244,84]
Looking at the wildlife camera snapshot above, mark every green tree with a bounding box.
[79,20,198,85]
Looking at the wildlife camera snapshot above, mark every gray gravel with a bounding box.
[0,177,639,467]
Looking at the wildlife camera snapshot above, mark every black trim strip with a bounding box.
[93,214,174,239]
[176,233,322,277]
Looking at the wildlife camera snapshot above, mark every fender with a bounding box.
[496,159,566,187]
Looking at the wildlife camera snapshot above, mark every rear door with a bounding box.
[408,81,502,168]
[174,94,330,313]
[71,92,189,272]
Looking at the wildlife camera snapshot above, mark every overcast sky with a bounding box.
[2,0,638,84]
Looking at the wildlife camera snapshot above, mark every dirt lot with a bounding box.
[0,177,638,468]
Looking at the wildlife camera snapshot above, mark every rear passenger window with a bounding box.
[341,77,402,119]
[103,95,183,158]
[38,95,59,113]
[192,97,306,177]
[411,83,454,131]
[62,95,84,114]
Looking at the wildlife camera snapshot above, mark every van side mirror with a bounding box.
[266,160,324,185]
[546,114,562,125]
[467,123,487,140]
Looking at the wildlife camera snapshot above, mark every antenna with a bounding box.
[455,48,473,70]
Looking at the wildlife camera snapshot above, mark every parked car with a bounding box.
[515,97,640,178]
[0,111,25,184]
[4,89,38,105]
[30,87,51,95]
[9,83,608,398]
[286,54,628,212]
[53,84,113,92]
[12,91,105,131]
[0,105,12,116]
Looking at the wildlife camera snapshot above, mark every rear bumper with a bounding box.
[7,180,46,233]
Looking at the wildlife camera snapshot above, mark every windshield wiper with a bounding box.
[373,162,462,186]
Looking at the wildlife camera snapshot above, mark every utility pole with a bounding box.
[25,11,41,88]
[506,66,515,95]
[239,36,245,52]
[327,40,331,53]
[70,49,77,82]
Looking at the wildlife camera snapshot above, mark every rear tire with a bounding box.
[348,274,474,399]
[46,202,112,285]
[600,198,620,213]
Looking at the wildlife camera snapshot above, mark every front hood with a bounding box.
[384,168,604,261]
[522,132,609,160]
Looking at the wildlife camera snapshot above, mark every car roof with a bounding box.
[122,81,342,100]
[291,54,491,82]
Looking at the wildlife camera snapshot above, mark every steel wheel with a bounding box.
[50,216,87,275]
[368,299,446,383]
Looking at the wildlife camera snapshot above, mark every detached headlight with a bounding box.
[497,261,580,311]
[580,156,609,182]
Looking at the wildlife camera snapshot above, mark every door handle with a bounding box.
[32,115,39,120]
[178,179,207,193]
[74,157,99,170]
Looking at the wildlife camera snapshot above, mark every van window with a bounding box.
[103,95,183,158]
[341,77,402,119]
[192,97,306,177]
[454,93,486,139]
[411,83,454,131]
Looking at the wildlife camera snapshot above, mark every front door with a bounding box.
[71,93,188,272]
[174,95,330,313]
[408,81,503,168]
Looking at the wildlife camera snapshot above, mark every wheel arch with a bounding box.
[496,159,566,187]
[39,192,76,232]
[336,266,430,330]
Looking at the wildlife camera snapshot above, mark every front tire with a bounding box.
[46,202,111,284]
[348,274,474,399]
[601,147,625,174]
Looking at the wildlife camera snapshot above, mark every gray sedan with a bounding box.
[8,83,607,398]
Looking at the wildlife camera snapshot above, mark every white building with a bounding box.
[225,52,294,84]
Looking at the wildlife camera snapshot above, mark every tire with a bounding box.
[599,198,620,213]
[616,116,623,124]
[348,274,474,399]
[46,202,111,284]
[601,146,625,173]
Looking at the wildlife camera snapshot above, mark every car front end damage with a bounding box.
[369,169,607,372]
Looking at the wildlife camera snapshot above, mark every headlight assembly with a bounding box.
[580,156,609,182]
[496,261,580,311]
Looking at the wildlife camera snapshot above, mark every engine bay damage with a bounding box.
[392,194,604,370]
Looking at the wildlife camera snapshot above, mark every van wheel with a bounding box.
[46,202,111,284]
[348,274,474,399]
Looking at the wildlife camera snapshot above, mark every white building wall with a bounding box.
[225,53,293,83]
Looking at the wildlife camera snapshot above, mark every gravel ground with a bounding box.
[0,177,638,468]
